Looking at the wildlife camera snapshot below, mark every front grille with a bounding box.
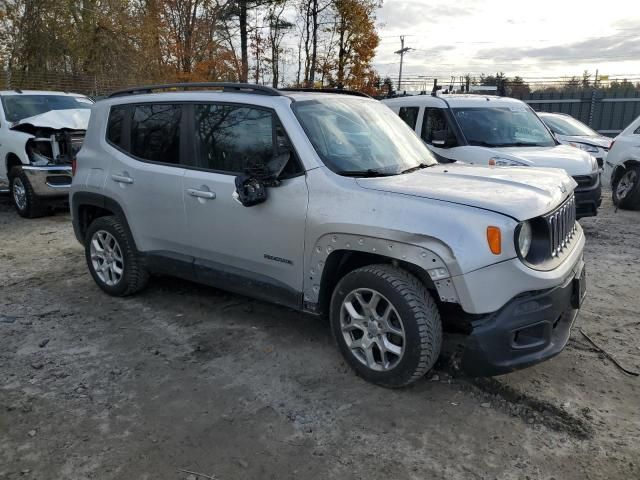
[545,195,576,257]
[572,174,596,188]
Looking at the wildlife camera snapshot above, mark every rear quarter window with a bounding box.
[106,106,127,148]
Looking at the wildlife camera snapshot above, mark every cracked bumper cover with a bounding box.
[22,165,72,197]
[460,261,586,377]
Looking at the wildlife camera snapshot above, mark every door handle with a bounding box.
[187,188,216,199]
[111,174,134,184]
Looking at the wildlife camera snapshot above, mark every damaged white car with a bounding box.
[0,90,92,217]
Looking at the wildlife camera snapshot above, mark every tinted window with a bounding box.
[422,108,456,146]
[131,104,181,164]
[107,106,127,147]
[193,104,274,173]
[398,106,419,129]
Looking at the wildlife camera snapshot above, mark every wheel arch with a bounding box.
[71,192,132,246]
[305,233,459,315]
[612,159,640,183]
[5,152,26,175]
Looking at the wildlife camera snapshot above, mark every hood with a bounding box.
[10,109,90,133]
[555,134,612,149]
[487,144,592,176]
[356,163,576,221]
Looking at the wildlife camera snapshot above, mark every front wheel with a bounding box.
[9,167,48,218]
[612,165,640,210]
[330,264,442,388]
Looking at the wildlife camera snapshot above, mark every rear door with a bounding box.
[181,103,309,307]
[105,103,189,256]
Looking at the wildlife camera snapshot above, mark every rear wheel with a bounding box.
[85,216,149,296]
[330,264,442,388]
[612,165,640,210]
[9,167,48,218]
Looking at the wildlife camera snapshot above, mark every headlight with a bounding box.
[488,157,529,167]
[516,221,532,258]
[570,142,599,154]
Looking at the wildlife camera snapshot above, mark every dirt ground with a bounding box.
[0,190,638,480]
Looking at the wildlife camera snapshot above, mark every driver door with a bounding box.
[421,108,460,163]
[182,103,308,307]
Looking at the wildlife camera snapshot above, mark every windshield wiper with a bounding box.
[493,142,548,147]
[336,169,396,177]
[468,140,500,147]
[400,163,432,174]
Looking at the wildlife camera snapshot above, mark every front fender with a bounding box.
[303,233,460,309]
[3,131,32,172]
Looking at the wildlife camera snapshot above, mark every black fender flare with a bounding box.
[71,192,132,245]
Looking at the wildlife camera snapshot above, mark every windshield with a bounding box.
[292,97,437,175]
[541,114,599,137]
[453,106,556,148]
[1,95,93,123]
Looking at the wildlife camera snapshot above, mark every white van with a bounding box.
[382,94,601,218]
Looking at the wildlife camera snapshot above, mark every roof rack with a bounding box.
[279,87,371,98]
[107,82,284,98]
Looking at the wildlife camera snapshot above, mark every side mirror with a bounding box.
[431,129,455,148]
[234,175,267,207]
[233,150,291,207]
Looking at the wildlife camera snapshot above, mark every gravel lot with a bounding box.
[0,191,638,480]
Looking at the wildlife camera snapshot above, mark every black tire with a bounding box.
[9,167,49,218]
[84,216,149,296]
[330,264,442,388]
[612,164,640,210]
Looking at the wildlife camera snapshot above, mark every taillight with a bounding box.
[609,140,615,150]
[71,157,77,176]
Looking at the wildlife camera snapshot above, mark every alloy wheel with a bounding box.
[617,170,638,199]
[340,288,405,371]
[12,177,27,211]
[90,230,124,286]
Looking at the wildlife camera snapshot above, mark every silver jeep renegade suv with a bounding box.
[70,83,586,387]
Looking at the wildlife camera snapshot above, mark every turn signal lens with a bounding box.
[487,226,502,255]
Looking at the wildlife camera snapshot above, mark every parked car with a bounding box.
[0,90,92,217]
[538,112,611,168]
[604,114,640,209]
[382,94,601,218]
[71,83,586,387]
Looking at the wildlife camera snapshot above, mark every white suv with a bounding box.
[0,90,92,217]
[604,114,640,209]
[70,83,586,387]
[383,94,602,218]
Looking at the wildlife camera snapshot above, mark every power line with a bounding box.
[394,35,412,91]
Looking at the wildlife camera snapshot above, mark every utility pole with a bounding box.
[395,36,411,92]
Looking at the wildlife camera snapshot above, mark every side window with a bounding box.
[193,104,274,174]
[398,106,419,130]
[106,106,127,148]
[130,104,181,164]
[421,108,457,147]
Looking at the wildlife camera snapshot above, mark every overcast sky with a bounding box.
[374,0,640,86]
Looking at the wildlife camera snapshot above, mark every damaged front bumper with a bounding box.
[22,165,72,197]
[459,260,586,377]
